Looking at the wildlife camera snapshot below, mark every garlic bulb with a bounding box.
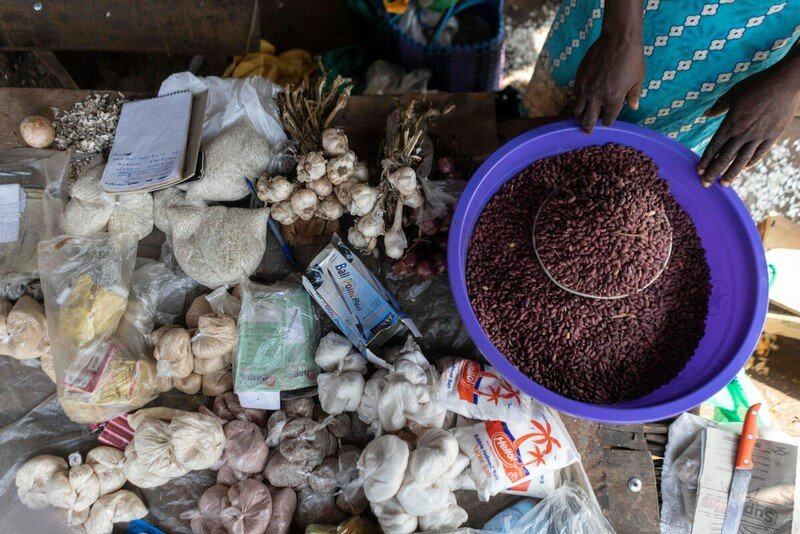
[318,196,345,220]
[322,128,349,157]
[403,189,424,209]
[335,176,359,207]
[353,161,369,183]
[307,177,333,198]
[388,166,418,197]
[348,226,377,252]
[297,152,327,183]
[290,189,319,221]
[271,201,298,225]
[348,184,379,217]
[356,207,385,238]
[384,199,408,259]
[326,151,357,185]
[257,175,296,204]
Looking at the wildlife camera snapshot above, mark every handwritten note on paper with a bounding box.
[691,427,798,534]
[101,91,193,192]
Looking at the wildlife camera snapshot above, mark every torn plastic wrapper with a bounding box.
[302,235,420,367]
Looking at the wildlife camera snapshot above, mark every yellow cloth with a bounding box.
[224,40,314,87]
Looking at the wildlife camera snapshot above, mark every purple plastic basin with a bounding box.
[448,120,769,424]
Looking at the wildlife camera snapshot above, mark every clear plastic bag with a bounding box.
[125,259,198,336]
[158,72,286,147]
[0,149,70,292]
[38,233,160,423]
[480,483,614,534]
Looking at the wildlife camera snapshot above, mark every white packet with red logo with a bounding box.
[455,406,578,501]
[438,358,531,423]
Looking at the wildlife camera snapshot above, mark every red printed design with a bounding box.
[486,421,528,483]
[457,360,523,406]
[516,418,562,467]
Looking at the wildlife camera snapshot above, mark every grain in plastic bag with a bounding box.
[38,233,159,423]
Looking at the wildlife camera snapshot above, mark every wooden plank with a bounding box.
[603,449,660,534]
[0,1,259,54]
[759,215,800,251]
[0,88,130,149]
[763,312,800,340]
[30,51,78,89]
[600,424,650,451]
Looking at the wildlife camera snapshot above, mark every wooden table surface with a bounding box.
[0,87,661,533]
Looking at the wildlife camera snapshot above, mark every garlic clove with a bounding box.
[348,183,379,217]
[388,166,418,197]
[348,226,377,252]
[353,161,369,183]
[257,175,296,204]
[290,188,319,221]
[326,151,357,186]
[317,195,345,220]
[271,200,298,225]
[402,189,424,209]
[321,127,349,157]
[297,152,327,183]
[307,177,333,198]
[356,207,385,238]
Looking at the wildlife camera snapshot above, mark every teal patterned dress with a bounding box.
[525,0,800,152]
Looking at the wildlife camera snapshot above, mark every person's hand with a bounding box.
[698,69,800,186]
[573,32,645,133]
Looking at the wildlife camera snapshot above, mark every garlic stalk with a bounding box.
[307,177,333,197]
[348,183,379,216]
[297,152,327,183]
[321,128,349,157]
[257,175,296,203]
[327,151,357,185]
[290,188,319,220]
[271,200,298,225]
[384,198,408,259]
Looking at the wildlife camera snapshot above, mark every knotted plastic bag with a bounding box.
[214,392,267,425]
[15,455,68,509]
[223,420,269,474]
[202,369,233,395]
[192,313,238,360]
[0,295,49,359]
[266,487,296,534]
[408,428,459,483]
[171,411,226,471]
[154,326,194,379]
[190,483,229,534]
[220,479,273,534]
[358,435,409,503]
[85,446,126,496]
[317,371,364,415]
[371,496,417,534]
[84,489,148,534]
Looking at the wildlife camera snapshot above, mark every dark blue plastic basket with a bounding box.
[385,1,505,92]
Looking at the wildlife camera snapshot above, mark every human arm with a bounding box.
[573,0,645,133]
[697,43,800,186]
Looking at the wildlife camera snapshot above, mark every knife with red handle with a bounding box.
[721,403,760,534]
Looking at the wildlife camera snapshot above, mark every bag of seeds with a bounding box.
[438,358,532,423]
[455,405,578,501]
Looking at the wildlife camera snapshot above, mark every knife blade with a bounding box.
[721,403,760,534]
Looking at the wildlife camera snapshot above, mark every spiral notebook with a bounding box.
[101,90,206,193]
